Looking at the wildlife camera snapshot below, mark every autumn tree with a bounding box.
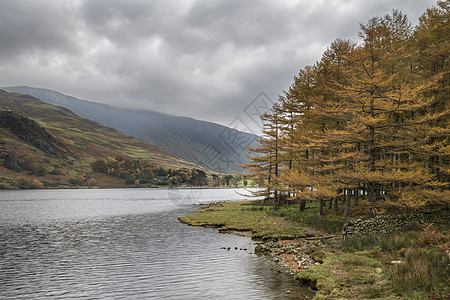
[412,0,450,188]
[243,103,285,209]
[247,3,449,216]
[307,10,449,211]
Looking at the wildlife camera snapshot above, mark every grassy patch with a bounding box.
[391,248,449,298]
[242,202,346,234]
[342,231,419,253]
[317,226,450,299]
[179,201,308,239]
[296,252,392,299]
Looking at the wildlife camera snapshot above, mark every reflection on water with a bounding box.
[0,189,313,299]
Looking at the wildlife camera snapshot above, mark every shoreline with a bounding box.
[179,201,450,299]
[179,211,338,275]
[0,185,255,190]
[178,201,338,293]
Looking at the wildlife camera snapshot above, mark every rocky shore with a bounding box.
[179,201,340,292]
[256,239,332,271]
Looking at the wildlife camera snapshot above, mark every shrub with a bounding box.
[86,178,97,186]
[69,175,85,185]
[32,165,47,176]
[14,177,34,189]
[417,224,437,247]
[32,179,43,189]
[91,159,108,173]
[49,168,62,175]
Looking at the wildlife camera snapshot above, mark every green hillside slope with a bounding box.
[0,89,198,188]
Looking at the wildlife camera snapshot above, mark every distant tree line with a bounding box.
[91,156,250,187]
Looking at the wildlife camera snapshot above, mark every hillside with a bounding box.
[0,110,73,158]
[0,89,199,188]
[3,86,259,173]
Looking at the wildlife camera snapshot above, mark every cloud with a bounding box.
[0,0,438,128]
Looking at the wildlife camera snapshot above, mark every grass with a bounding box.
[342,231,419,253]
[391,248,449,298]
[306,224,450,299]
[179,201,312,239]
[241,201,346,234]
[296,252,392,299]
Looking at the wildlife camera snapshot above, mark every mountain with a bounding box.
[0,89,198,188]
[3,86,259,173]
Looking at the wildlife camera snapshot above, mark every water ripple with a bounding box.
[0,189,313,299]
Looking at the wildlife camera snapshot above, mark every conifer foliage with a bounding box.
[245,1,449,215]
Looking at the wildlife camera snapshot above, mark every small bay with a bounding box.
[0,188,313,299]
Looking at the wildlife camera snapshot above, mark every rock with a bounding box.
[255,244,266,253]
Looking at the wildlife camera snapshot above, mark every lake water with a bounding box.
[0,188,313,299]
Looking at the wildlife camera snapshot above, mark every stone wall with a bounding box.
[343,208,449,238]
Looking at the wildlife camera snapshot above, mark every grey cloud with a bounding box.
[0,1,81,61]
[0,0,438,128]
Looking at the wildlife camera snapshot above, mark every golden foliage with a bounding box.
[245,4,449,213]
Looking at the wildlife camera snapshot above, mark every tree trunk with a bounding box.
[344,189,351,218]
[298,199,306,211]
[333,196,339,211]
[318,199,324,216]
[273,119,279,211]
[367,182,376,203]
[273,190,278,211]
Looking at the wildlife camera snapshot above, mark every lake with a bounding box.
[0,188,313,299]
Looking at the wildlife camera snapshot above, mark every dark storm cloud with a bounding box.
[0,0,438,128]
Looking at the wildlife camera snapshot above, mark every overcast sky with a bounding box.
[0,0,438,131]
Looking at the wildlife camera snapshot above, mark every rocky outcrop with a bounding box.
[0,110,73,158]
[342,208,449,238]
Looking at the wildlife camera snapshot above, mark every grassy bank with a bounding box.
[180,201,449,299]
[179,200,343,240]
[179,200,345,238]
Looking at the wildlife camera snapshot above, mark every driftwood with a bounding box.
[302,235,338,241]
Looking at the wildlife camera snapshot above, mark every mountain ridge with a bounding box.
[4,86,259,173]
[0,89,201,188]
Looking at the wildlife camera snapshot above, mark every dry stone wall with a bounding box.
[343,208,449,238]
